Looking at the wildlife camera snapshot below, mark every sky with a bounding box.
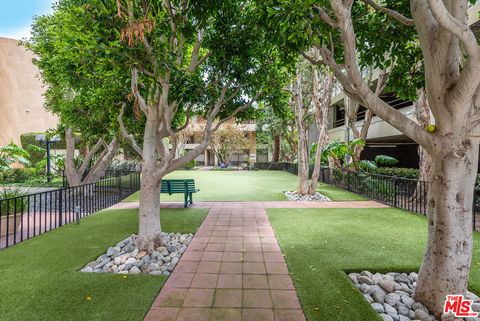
[0,0,54,40]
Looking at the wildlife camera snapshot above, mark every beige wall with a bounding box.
[0,37,58,146]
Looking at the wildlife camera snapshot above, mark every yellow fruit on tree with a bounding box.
[426,124,436,133]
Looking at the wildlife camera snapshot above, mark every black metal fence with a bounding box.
[256,162,480,230]
[319,167,429,214]
[62,169,140,188]
[0,171,140,249]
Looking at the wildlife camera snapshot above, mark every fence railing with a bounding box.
[62,169,140,188]
[256,162,480,230]
[1,171,140,249]
[319,167,429,215]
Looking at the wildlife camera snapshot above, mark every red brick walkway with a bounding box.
[144,202,306,321]
[141,200,387,321]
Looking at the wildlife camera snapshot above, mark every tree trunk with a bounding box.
[413,144,478,317]
[410,88,432,203]
[137,111,162,253]
[308,65,333,194]
[272,135,280,162]
[308,133,325,194]
[297,130,309,195]
[137,171,163,252]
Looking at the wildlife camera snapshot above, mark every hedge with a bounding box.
[20,132,65,165]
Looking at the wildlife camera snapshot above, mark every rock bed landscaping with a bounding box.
[349,271,480,321]
[284,191,331,201]
[80,233,193,275]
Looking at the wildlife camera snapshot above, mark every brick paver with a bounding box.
[135,199,388,320]
[144,202,312,321]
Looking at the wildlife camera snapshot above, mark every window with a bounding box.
[333,105,345,128]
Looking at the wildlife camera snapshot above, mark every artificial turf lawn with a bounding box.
[124,170,366,202]
[0,207,208,321]
[267,207,480,321]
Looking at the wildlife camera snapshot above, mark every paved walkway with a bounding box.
[138,200,387,321]
[111,200,388,210]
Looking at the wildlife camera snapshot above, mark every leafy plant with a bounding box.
[374,167,419,179]
[0,143,31,170]
[374,155,399,167]
[183,160,196,170]
[359,160,378,172]
[358,175,395,199]
[0,187,27,215]
[321,138,366,169]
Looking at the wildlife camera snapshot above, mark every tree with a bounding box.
[210,123,248,166]
[259,0,480,316]
[287,56,335,195]
[286,60,315,195]
[113,0,286,252]
[255,104,296,162]
[64,128,119,186]
[29,0,287,252]
[307,56,334,194]
[26,10,126,187]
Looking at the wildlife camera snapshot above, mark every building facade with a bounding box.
[0,38,58,146]
[181,116,258,166]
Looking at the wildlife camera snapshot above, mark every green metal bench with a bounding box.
[161,179,199,208]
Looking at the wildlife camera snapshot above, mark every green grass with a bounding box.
[267,207,480,321]
[0,207,208,321]
[124,170,365,202]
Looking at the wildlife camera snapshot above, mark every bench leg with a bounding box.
[184,193,188,208]
[189,193,193,205]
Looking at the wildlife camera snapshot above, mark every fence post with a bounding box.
[118,175,122,200]
[58,189,63,227]
[393,177,398,208]
[347,171,350,191]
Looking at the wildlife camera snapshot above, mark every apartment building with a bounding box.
[308,4,480,168]
[181,116,259,166]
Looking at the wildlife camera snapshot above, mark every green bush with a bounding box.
[373,167,420,179]
[0,188,27,215]
[1,168,41,183]
[183,159,196,170]
[374,155,399,167]
[20,132,65,165]
[358,174,395,199]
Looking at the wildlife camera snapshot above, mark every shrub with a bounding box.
[0,187,27,215]
[359,160,378,172]
[20,132,65,165]
[183,159,196,170]
[374,155,399,167]
[1,168,41,183]
[358,174,395,199]
[373,167,420,179]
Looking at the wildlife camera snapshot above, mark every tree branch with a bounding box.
[360,0,414,26]
[117,103,144,156]
[314,5,338,28]
[187,29,212,73]
[78,138,104,176]
[131,66,149,114]
[323,0,434,150]
[426,0,480,108]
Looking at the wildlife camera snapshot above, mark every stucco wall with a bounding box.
[0,37,58,146]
